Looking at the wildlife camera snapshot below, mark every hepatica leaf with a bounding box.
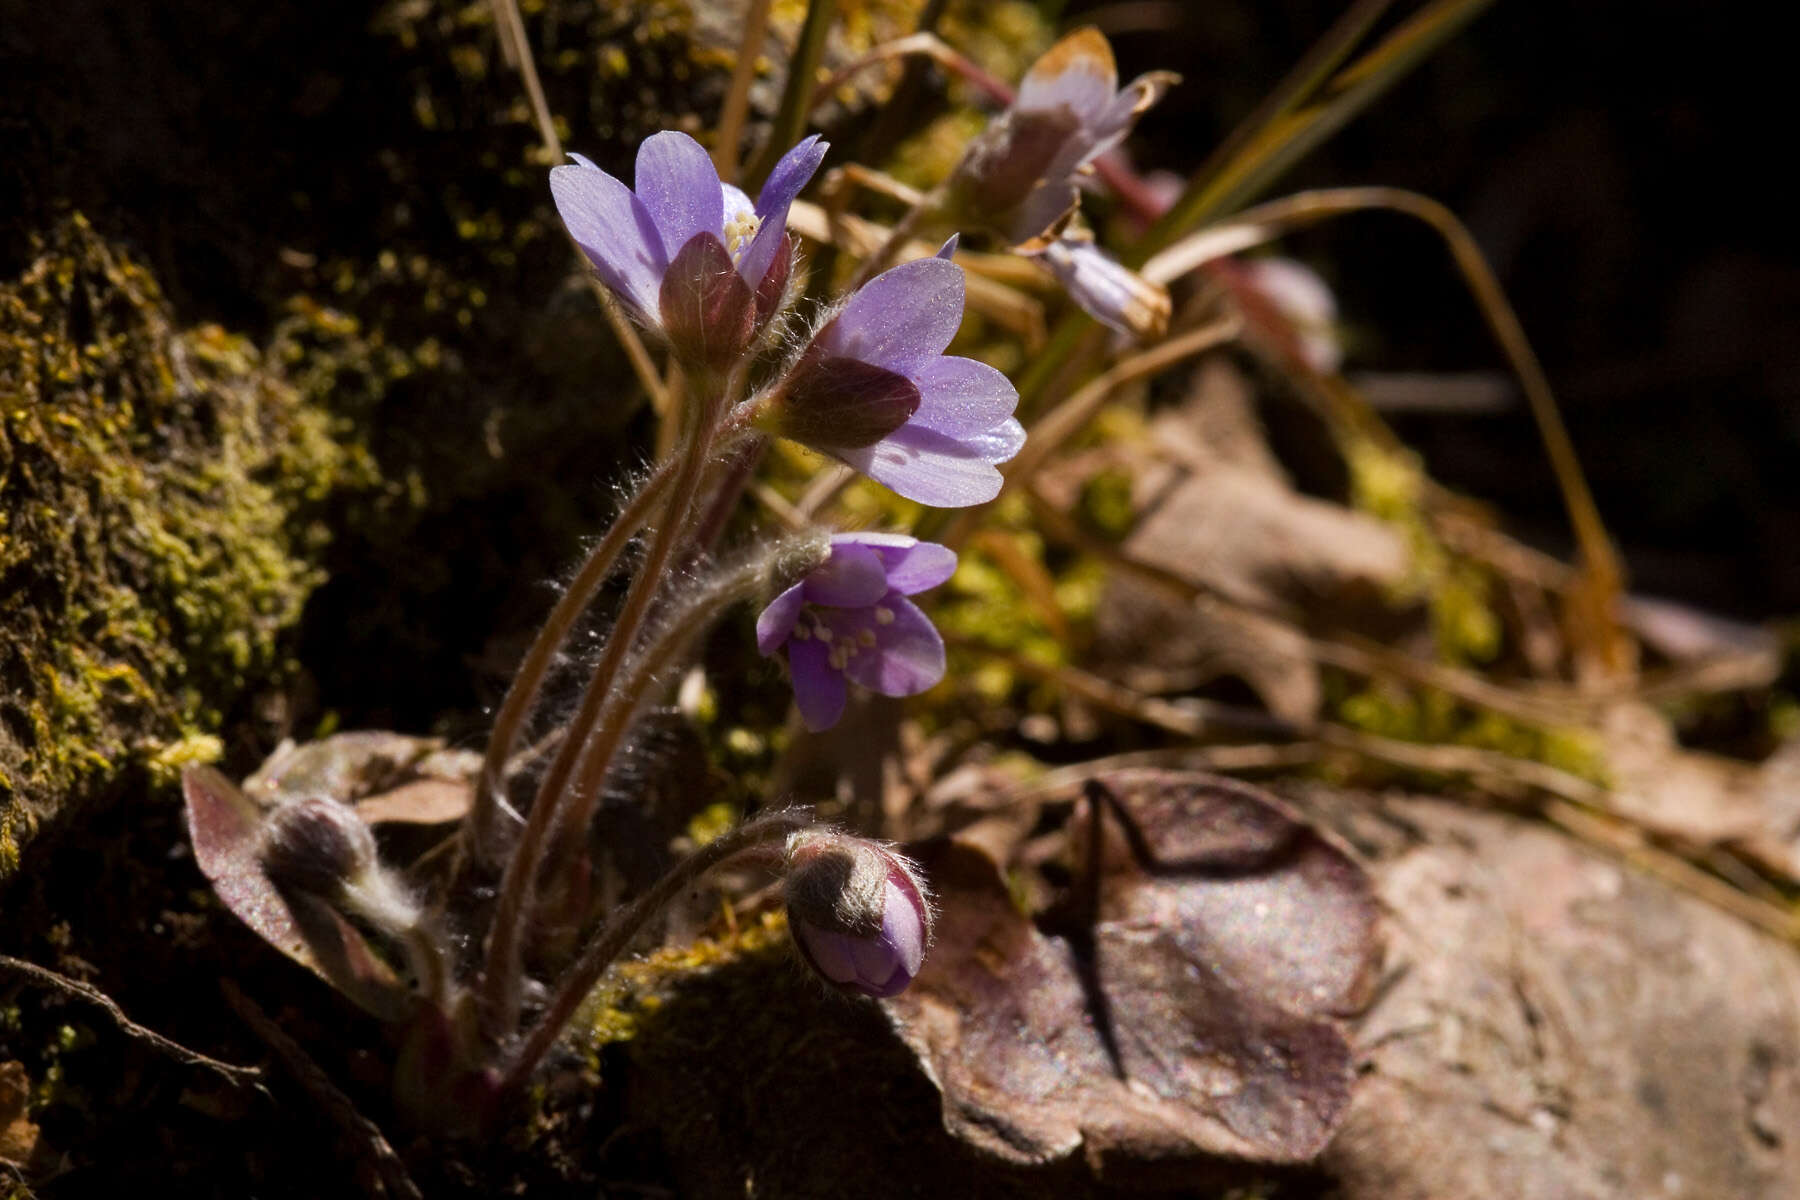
[182,764,413,1020]
[183,764,316,973]
[883,768,1380,1170]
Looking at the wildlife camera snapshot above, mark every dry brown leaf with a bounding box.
[244,730,481,827]
[354,778,475,826]
[1078,360,1412,724]
[884,768,1380,1173]
[1,1060,40,1170]
[1599,699,1763,844]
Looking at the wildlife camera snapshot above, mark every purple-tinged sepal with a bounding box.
[658,232,757,371]
[770,352,922,449]
[759,257,1023,507]
[783,828,932,998]
[550,131,827,363]
[949,28,1178,249]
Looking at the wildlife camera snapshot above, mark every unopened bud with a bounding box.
[261,797,375,896]
[260,796,418,934]
[783,830,931,998]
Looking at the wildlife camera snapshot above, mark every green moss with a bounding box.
[1335,437,1613,786]
[587,909,794,1049]
[1346,436,1500,665]
[0,215,378,878]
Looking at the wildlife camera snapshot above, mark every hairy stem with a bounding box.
[537,532,827,909]
[481,380,741,1038]
[498,808,813,1096]
[466,458,679,864]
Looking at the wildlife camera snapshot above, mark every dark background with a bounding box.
[1088,0,1800,616]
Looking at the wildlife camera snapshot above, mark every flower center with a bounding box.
[791,608,876,673]
[724,210,762,259]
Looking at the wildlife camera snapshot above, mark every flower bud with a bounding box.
[783,830,931,998]
[261,796,375,896]
[1040,233,1170,340]
[260,796,419,934]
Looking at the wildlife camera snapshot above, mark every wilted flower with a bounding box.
[952,27,1177,249]
[759,242,1023,507]
[756,532,955,731]
[550,131,827,370]
[783,828,931,998]
[1238,257,1343,374]
[1040,229,1171,339]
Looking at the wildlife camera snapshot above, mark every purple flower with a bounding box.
[756,532,956,732]
[952,28,1178,249]
[549,131,827,370]
[1040,231,1170,340]
[783,829,932,999]
[760,244,1024,507]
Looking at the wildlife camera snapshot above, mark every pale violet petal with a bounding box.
[908,356,1020,438]
[822,257,965,372]
[837,423,1004,507]
[1041,238,1170,339]
[831,531,918,553]
[795,924,862,984]
[549,162,666,320]
[879,877,926,976]
[741,135,827,287]
[828,532,955,593]
[843,595,945,697]
[721,182,755,225]
[851,932,904,992]
[755,135,828,220]
[787,637,847,731]
[755,581,806,655]
[964,416,1026,463]
[635,131,723,258]
[870,540,957,595]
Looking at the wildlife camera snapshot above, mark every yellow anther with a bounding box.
[724,211,762,257]
[874,606,896,625]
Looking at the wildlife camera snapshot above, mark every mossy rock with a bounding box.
[0,214,378,880]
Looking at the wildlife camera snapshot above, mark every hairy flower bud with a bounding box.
[783,830,931,998]
[260,796,419,934]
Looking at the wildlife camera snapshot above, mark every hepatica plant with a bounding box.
[183,125,1011,1134]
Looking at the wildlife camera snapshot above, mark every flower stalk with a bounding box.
[498,806,814,1094]
[466,456,680,866]
[480,370,744,1038]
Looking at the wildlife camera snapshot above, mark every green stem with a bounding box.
[743,0,837,190]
